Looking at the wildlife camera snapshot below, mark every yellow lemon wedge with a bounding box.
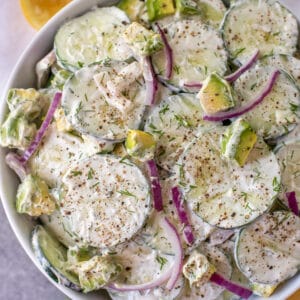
[20,0,72,30]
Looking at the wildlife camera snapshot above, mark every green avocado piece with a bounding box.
[68,256,123,293]
[221,119,257,167]
[16,174,56,217]
[125,129,156,159]
[198,73,235,115]
[123,22,163,56]
[118,0,146,21]
[146,0,175,21]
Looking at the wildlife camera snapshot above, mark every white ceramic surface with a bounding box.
[0,1,299,299]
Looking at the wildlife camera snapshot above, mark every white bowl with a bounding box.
[0,0,299,299]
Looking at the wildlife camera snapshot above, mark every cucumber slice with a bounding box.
[28,123,112,188]
[175,0,226,29]
[235,211,300,284]
[151,19,228,90]
[182,244,232,299]
[233,66,300,140]
[62,61,146,141]
[222,0,299,64]
[32,225,80,290]
[108,276,185,300]
[60,154,151,249]
[144,93,215,172]
[40,209,76,247]
[118,0,149,26]
[176,126,280,228]
[275,139,300,210]
[54,7,132,71]
[260,54,300,89]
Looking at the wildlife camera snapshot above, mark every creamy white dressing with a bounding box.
[60,154,151,249]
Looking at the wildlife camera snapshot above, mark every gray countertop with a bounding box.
[0,1,299,300]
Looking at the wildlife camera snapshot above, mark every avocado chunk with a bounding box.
[16,174,56,217]
[221,119,257,167]
[197,73,235,115]
[0,113,37,150]
[146,0,175,21]
[183,250,216,286]
[118,0,148,23]
[251,282,278,297]
[68,256,123,293]
[125,129,156,159]
[123,22,163,56]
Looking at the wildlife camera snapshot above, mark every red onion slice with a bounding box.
[5,152,27,181]
[143,57,158,106]
[210,273,253,299]
[21,92,62,163]
[146,159,163,211]
[203,70,280,122]
[286,191,299,216]
[109,217,183,292]
[5,92,62,179]
[171,186,195,245]
[155,23,173,80]
[184,82,203,89]
[225,50,260,83]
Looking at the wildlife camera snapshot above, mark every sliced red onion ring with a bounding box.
[184,82,203,89]
[171,186,195,245]
[155,23,173,80]
[225,50,260,83]
[143,57,158,106]
[210,273,253,299]
[5,152,27,181]
[109,217,183,292]
[146,159,163,211]
[286,191,299,216]
[203,70,280,122]
[5,92,62,179]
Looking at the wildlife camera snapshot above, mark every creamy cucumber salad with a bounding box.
[1,0,300,299]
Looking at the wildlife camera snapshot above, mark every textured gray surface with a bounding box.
[0,2,65,300]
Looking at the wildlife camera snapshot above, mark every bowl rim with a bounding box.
[0,0,300,299]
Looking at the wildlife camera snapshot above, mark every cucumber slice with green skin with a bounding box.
[151,19,228,90]
[235,211,300,285]
[181,244,232,300]
[32,225,80,290]
[62,61,147,141]
[260,54,300,89]
[221,0,299,64]
[176,126,280,229]
[29,123,112,188]
[175,0,226,29]
[54,7,132,71]
[144,93,215,172]
[233,66,300,140]
[118,0,149,26]
[60,154,151,249]
[275,139,300,209]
